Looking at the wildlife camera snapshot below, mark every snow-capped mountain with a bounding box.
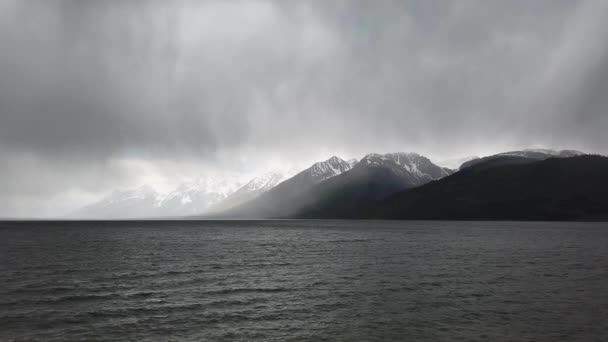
[154,178,243,217]
[219,153,450,219]
[239,172,286,193]
[264,156,353,196]
[358,152,451,185]
[210,172,287,212]
[220,156,353,217]
[73,177,245,219]
[307,156,353,183]
[347,158,358,168]
[289,152,453,218]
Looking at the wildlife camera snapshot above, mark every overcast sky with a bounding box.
[1,0,608,217]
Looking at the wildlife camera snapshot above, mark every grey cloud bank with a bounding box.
[0,0,607,217]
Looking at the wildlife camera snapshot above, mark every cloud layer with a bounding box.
[1,0,607,217]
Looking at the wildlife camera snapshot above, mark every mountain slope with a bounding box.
[154,179,240,217]
[224,152,449,219]
[368,155,608,221]
[209,172,287,212]
[294,152,450,218]
[219,156,354,218]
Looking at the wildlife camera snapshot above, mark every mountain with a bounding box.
[382,152,452,181]
[154,178,242,217]
[218,156,354,218]
[293,152,451,218]
[308,156,353,182]
[366,155,608,221]
[460,149,584,170]
[349,152,452,186]
[73,178,244,219]
[74,185,162,219]
[222,152,449,219]
[74,148,600,220]
[209,172,287,212]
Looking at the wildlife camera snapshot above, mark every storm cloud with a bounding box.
[1,0,607,217]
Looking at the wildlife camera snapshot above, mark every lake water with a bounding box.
[1,220,607,341]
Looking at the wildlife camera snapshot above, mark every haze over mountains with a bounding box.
[74,178,245,219]
[73,174,282,219]
[73,156,352,219]
[70,148,606,221]
[435,156,479,170]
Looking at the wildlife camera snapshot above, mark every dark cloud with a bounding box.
[0,0,607,217]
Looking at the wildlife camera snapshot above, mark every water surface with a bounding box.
[1,220,607,341]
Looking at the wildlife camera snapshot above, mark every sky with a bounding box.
[1,0,608,217]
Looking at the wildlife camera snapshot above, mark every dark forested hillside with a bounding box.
[366,155,608,221]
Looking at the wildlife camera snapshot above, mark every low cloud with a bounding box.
[1,0,607,217]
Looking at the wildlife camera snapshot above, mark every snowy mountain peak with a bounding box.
[207,171,288,212]
[388,151,421,159]
[326,156,343,164]
[359,152,450,181]
[360,153,387,165]
[74,175,246,219]
[309,156,352,182]
[239,172,286,193]
[361,152,422,165]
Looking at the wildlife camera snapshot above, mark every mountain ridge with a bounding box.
[219,152,450,219]
[207,172,287,213]
[217,156,354,218]
[292,153,607,221]
[71,148,603,220]
[367,154,608,221]
[460,149,585,170]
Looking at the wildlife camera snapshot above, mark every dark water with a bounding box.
[1,220,607,341]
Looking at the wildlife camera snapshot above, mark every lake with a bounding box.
[1,220,607,341]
